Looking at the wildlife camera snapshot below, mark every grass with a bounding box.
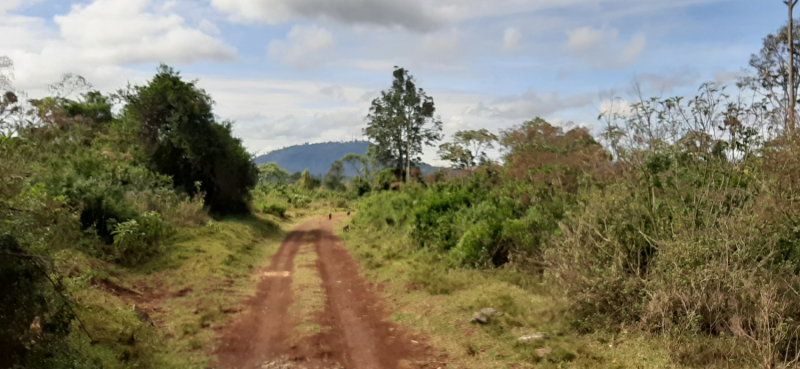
[54,212,305,368]
[335,221,734,369]
[288,243,328,343]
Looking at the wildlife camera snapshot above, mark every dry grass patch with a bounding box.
[337,224,719,369]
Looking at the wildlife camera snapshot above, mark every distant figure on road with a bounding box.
[329,213,332,220]
[347,211,350,216]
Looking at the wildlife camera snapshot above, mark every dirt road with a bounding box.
[213,215,436,369]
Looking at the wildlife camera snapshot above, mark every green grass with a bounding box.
[288,243,328,343]
[335,221,745,369]
[54,212,303,368]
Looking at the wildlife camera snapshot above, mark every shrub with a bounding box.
[411,187,476,251]
[260,202,287,217]
[291,195,312,209]
[349,175,371,197]
[0,235,85,369]
[125,187,209,227]
[109,212,174,266]
[73,181,139,245]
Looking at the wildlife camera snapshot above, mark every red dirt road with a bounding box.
[213,215,435,369]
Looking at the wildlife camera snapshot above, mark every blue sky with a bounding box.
[0,0,788,164]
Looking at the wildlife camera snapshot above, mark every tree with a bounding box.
[323,160,346,191]
[500,118,607,193]
[299,169,315,190]
[119,64,257,214]
[63,91,113,124]
[438,129,498,171]
[341,153,374,179]
[364,67,443,182]
[258,162,290,184]
[747,18,800,133]
[788,0,798,132]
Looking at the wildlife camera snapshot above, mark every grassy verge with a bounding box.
[336,220,724,369]
[54,213,303,368]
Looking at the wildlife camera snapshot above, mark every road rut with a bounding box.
[213,215,435,369]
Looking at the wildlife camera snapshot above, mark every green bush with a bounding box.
[0,235,89,369]
[349,175,371,197]
[411,187,477,251]
[109,212,174,266]
[260,202,287,217]
[74,183,139,245]
[125,187,209,227]
[291,195,312,209]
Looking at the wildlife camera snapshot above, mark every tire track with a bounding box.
[214,216,435,369]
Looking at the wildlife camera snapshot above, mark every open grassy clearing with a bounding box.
[53,212,308,368]
[336,219,751,369]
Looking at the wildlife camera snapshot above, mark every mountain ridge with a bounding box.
[254,141,444,177]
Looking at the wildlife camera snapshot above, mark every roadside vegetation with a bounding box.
[333,20,800,369]
[0,61,322,368]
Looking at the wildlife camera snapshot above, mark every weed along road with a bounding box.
[213,215,434,369]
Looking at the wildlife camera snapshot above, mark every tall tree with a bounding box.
[258,162,290,184]
[748,18,800,133]
[364,67,443,182]
[438,129,498,171]
[323,160,346,191]
[788,0,798,132]
[341,153,374,179]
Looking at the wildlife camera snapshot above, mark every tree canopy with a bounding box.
[258,162,290,184]
[438,129,498,170]
[364,67,443,182]
[747,20,800,130]
[119,64,257,214]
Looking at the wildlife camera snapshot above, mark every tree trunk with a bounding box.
[789,0,798,133]
[406,140,411,183]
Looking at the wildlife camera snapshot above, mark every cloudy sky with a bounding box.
[0,0,787,164]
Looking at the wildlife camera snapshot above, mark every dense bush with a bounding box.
[125,187,209,227]
[0,66,219,368]
[0,235,84,369]
[120,65,257,215]
[350,88,800,366]
[259,202,287,217]
[108,211,175,267]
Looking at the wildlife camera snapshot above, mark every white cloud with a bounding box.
[342,59,396,72]
[503,27,521,51]
[0,0,236,93]
[599,98,633,118]
[565,26,647,69]
[713,69,743,86]
[636,70,701,94]
[621,32,646,63]
[54,0,236,65]
[319,85,347,101]
[467,88,596,120]
[269,25,337,69]
[566,27,619,53]
[420,29,461,65]
[0,0,45,13]
[198,19,221,35]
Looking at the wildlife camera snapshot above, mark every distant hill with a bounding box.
[254,141,444,177]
